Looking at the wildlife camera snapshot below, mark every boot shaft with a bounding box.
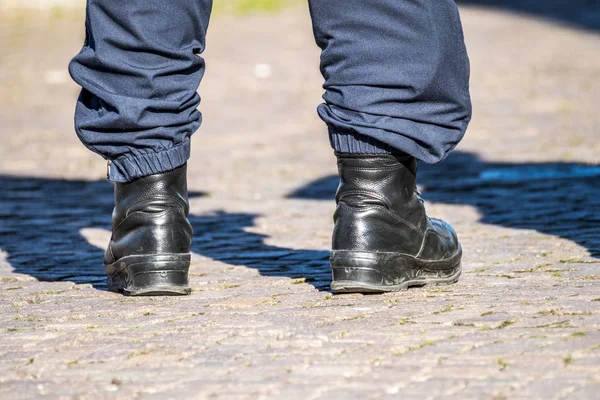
[107,164,192,263]
[113,164,190,224]
[335,153,426,230]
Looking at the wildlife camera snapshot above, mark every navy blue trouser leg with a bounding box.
[69,0,212,182]
[309,0,472,163]
[69,0,471,182]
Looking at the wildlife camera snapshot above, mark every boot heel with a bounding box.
[105,254,191,296]
[330,250,461,293]
[331,266,391,293]
[330,250,402,293]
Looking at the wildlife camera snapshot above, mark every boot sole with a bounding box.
[105,254,191,296]
[330,248,462,293]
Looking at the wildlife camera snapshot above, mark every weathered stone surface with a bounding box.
[1,4,599,399]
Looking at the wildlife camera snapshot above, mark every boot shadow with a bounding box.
[5,150,594,291]
[0,175,208,290]
[0,176,114,289]
[188,211,331,291]
[0,174,331,291]
[288,150,600,259]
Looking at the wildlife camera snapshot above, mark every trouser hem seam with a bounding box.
[108,140,190,182]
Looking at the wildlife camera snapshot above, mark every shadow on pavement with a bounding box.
[0,176,114,289]
[188,211,330,291]
[288,150,600,259]
[2,150,597,291]
[457,0,600,31]
[0,175,330,291]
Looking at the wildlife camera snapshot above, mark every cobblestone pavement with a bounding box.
[1,4,599,399]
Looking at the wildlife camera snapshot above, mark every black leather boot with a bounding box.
[104,164,192,296]
[330,153,461,293]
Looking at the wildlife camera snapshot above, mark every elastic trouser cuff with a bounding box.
[329,128,395,155]
[107,140,190,182]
